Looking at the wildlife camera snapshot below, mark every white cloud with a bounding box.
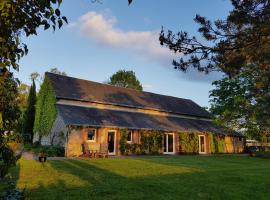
[78,11,175,65]
[73,11,222,83]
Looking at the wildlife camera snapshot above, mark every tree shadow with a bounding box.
[23,158,270,200]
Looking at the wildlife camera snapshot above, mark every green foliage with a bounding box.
[24,143,64,157]
[22,80,36,142]
[140,130,163,154]
[0,134,20,179]
[120,129,127,155]
[108,70,143,91]
[0,72,21,131]
[209,133,225,153]
[0,180,25,200]
[50,67,67,76]
[160,0,270,139]
[17,83,30,112]
[0,0,67,72]
[178,132,198,153]
[160,0,270,76]
[210,65,269,140]
[120,129,163,155]
[130,143,141,155]
[34,75,57,139]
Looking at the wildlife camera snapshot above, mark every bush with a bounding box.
[32,141,41,148]
[179,132,199,153]
[209,134,225,153]
[0,180,25,200]
[131,144,141,155]
[255,151,270,159]
[140,130,163,154]
[125,143,132,155]
[45,146,65,157]
[24,144,64,157]
[120,129,127,155]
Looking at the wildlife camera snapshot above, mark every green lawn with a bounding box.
[10,156,270,200]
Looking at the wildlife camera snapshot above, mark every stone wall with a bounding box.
[33,115,67,146]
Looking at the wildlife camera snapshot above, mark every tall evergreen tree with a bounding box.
[22,80,36,142]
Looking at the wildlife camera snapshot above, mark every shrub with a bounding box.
[0,180,25,200]
[209,134,225,153]
[140,130,163,154]
[131,144,141,155]
[178,132,199,153]
[24,144,64,157]
[255,151,270,159]
[125,143,132,155]
[120,129,127,155]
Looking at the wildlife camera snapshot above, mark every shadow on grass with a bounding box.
[23,158,270,200]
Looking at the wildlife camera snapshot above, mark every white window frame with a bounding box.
[164,133,175,155]
[198,135,206,154]
[126,130,133,143]
[87,129,97,142]
[108,130,117,155]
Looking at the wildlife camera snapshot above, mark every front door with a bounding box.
[199,135,206,154]
[164,133,174,154]
[107,130,116,155]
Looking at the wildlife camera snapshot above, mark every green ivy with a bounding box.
[140,130,163,154]
[119,129,127,155]
[34,75,57,140]
[209,133,225,153]
[178,132,199,153]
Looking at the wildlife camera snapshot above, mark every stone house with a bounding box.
[35,72,244,156]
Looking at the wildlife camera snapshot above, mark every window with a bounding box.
[87,129,96,142]
[127,130,133,143]
[239,137,242,142]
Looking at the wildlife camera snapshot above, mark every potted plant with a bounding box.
[38,148,47,162]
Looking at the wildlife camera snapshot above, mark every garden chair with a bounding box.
[95,143,109,158]
[88,142,100,158]
[82,142,91,157]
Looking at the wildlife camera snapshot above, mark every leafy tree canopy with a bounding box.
[108,70,143,91]
[0,72,21,132]
[0,0,67,73]
[160,0,270,137]
[160,0,270,77]
[17,83,30,112]
[210,65,270,140]
[50,67,67,76]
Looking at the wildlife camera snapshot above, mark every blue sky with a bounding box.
[15,0,232,107]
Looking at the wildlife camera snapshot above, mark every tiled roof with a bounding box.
[47,72,211,118]
[57,104,239,136]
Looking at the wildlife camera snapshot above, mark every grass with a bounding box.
[8,155,270,200]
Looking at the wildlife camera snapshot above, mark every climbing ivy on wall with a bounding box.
[140,130,163,154]
[120,129,164,155]
[178,132,199,153]
[34,75,57,141]
[120,129,127,154]
[209,133,225,153]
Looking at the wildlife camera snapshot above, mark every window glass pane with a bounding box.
[168,134,173,152]
[200,136,205,152]
[163,135,167,152]
[88,129,96,141]
[127,131,132,142]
